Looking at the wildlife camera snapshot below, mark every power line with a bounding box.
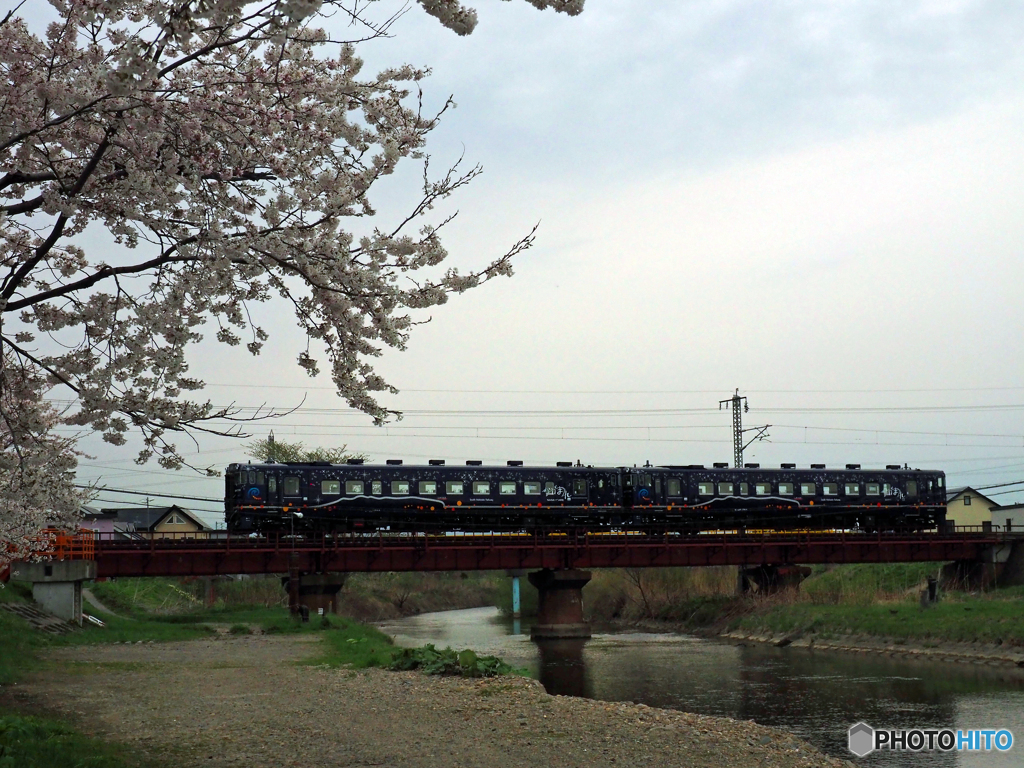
[200,383,1024,394]
[90,497,224,515]
[75,485,223,503]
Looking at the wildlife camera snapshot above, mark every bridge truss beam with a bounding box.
[90,532,1007,578]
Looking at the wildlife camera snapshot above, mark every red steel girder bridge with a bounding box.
[90,530,1010,578]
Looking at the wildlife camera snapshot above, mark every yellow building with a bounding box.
[945,487,998,529]
[98,505,210,539]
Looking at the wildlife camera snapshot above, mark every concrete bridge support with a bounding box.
[941,540,1024,591]
[739,564,811,595]
[13,560,97,625]
[282,571,348,617]
[528,568,592,639]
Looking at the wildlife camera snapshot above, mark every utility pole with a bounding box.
[719,389,771,467]
[719,390,747,468]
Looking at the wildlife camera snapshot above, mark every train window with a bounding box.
[845,483,860,496]
[236,471,246,485]
[268,477,277,493]
[524,481,541,495]
[371,480,382,494]
[739,483,749,495]
[779,482,793,495]
[345,480,364,494]
[800,483,816,496]
[256,472,265,485]
[937,476,944,488]
[822,483,838,495]
[667,479,681,496]
[755,483,771,495]
[644,474,652,486]
[883,483,890,496]
[718,482,733,495]
[419,481,437,495]
[500,481,517,495]
[655,478,661,494]
[544,481,555,494]
[907,481,918,497]
[283,477,301,496]
[322,480,341,495]
[866,483,880,496]
[574,479,588,495]
[248,471,257,485]
[446,481,464,495]
[391,480,410,495]
[473,481,490,495]
[698,482,714,496]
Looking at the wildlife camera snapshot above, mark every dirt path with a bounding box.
[18,634,857,768]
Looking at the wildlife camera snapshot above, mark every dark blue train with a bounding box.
[225,459,946,534]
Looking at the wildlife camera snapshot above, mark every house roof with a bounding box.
[97,505,209,531]
[945,487,999,507]
[996,502,1024,512]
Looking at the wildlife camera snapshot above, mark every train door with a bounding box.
[635,472,653,505]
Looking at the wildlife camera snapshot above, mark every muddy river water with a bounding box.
[378,607,1024,767]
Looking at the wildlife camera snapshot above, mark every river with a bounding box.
[378,606,1024,767]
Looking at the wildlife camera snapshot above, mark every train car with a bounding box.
[225,459,623,533]
[623,463,946,531]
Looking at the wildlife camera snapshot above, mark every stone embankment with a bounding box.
[721,630,1024,668]
[15,633,858,768]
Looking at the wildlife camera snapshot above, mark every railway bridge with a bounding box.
[12,528,1022,639]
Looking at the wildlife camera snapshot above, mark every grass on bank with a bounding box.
[0,713,160,768]
[733,590,1024,646]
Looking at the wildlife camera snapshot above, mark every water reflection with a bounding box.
[378,607,1024,767]
[536,639,590,698]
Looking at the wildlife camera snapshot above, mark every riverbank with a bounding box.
[12,632,857,768]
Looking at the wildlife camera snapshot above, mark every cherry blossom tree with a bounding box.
[1,348,85,575]
[0,0,585,562]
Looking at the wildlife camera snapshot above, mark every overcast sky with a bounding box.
[52,0,1024,520]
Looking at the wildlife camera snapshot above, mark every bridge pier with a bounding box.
[739,564,811,595]
[528,568,592,639]
[12,560,97,625]
[282,571,348,617]
[941,540,1024,591]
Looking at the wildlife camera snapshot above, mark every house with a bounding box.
[945,487,999,529]
[994,503,1024,533]
[86,505,210,539]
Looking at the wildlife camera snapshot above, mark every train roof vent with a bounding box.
[744,463,760,468]
[810,463,825,469]
[386,459,403,466]
[846,463,861,470]
[346,458,365,465]
[556,461,572,467]
[466,460,482,466]
[507,460,523,466]
[713,462,729,468]
[428,459,445,466]
[781,463,796,469]
[886,464,901,470]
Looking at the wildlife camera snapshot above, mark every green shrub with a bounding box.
[227,624,250,635]
[388,643,521,678]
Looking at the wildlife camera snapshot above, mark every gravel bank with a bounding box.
[16,634,857,768]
